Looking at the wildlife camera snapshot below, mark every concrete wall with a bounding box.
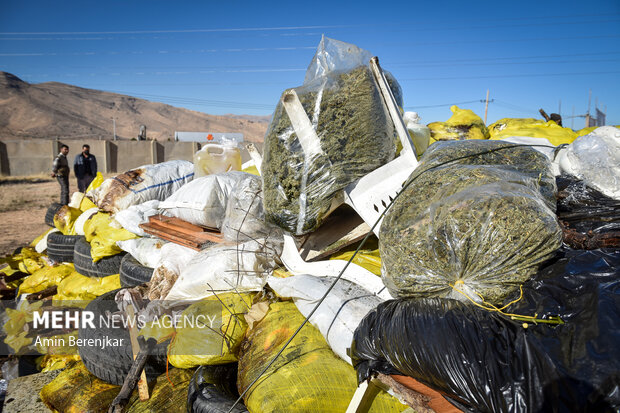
[0,139,262,176]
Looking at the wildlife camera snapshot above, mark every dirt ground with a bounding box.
[0,176,65,257]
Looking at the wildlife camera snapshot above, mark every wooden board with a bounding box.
[298,206,372,261]
[139,215,224,250]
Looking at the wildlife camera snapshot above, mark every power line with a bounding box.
[399,70,620,82]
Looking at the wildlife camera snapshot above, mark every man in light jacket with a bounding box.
[51,144,70,205]
[74,144,97,193]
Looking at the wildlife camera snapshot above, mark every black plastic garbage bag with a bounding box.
[556,175,620,249]
[351,248,620,413]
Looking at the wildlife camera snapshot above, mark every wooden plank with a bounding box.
[299,206,372,262]
[142,223,224,245]
[148,215,217,232]
[126,304,149,401]
[147,219,223,241]
[140,225,204,250]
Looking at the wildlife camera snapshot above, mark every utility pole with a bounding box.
[571,106,575,129]
[112,117,117,141]
[484,89,490,125]
[585,89,592,128]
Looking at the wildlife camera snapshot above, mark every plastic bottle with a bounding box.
[403,111,431,157]
[193,138,242,177]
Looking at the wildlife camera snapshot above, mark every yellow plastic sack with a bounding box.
[84,212,138,262]
[3,300,43,353]
[427,105,489,143]
[78,193,98,212]
[86,171,104,193]
[0,247,49,274]
[53,272,121,302]
[330,249,382,276]
[125,367,194,413]
[18,264,75,295]
[488,118,577,146]
[39,354,81,372]
[40,361,119,413]
[1,266,25,289]
[167,293,254,369]
[53,205,83,235]
[238,301,408,412]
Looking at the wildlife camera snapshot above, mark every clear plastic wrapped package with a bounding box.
[261,36,400,235]
[221,173,282,243]
[380,140,563,305]
[558,125,620,200]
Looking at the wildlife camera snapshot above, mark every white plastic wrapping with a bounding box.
[146,242,200,301]
[165,238,281,302]
[267,274,384,364]
[113,200,161,236]
[89,160,194,213]
[159,171,250,228]
[116,237,166,268]
[558,126,620,200]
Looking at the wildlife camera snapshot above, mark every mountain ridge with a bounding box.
[0,72,270,142]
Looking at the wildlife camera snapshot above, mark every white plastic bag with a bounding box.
[159,171,251,228]
[89,160,194,213]
[147,242,200,301]
[116,238,166,268]
[268,274,383,364]
[113,200,161,236]
[165,239,281,301]
[558,126,620,199]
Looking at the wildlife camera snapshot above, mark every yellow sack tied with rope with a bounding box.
[488,118,577,146]
[53,205,82,235]
[84,212,137,262]
[165,293,254,369]
[18,264,74,295]
[53,272,120,302]
[238,301,408,413]
[427,105,490,143]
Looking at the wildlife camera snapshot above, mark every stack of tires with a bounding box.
[44,202,161,386]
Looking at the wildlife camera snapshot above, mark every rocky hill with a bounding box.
[0,72,270,142]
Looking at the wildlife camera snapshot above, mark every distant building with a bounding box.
[174,132,243,143]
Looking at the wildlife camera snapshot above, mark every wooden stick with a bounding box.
[26,286,58,302]
[108,336,154,413]
[126,304,149,401]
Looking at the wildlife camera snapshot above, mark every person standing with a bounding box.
[51,144,70,205]
[74,144,97,193]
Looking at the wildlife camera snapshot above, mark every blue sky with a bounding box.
[1,0,619,127]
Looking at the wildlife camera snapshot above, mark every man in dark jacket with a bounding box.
[74,144,97,193]
[51,144,70,205]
